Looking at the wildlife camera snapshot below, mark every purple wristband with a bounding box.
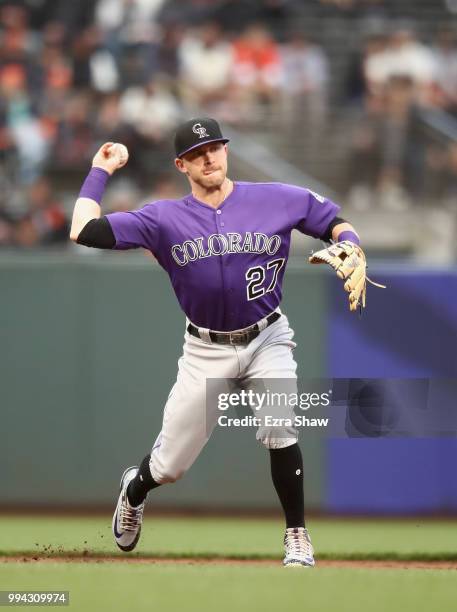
[78,167,110,204]
[337,230,360,245]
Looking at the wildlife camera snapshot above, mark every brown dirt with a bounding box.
[1,555,457,570]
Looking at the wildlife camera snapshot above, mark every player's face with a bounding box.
[175,142,228,189]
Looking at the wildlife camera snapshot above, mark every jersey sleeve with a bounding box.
[105,203,159,252]
[281,183,340,238]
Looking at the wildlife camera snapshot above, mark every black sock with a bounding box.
[127,454,161,507]
[269,443,305,528]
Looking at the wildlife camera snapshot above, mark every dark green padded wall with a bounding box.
[1,253,328,509]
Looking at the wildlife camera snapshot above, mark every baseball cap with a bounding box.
[174,117,229,158]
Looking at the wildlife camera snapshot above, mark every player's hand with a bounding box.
[92,142,129,175]
[309,241,385,312]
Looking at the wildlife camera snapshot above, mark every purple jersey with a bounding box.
[106,181,339,331]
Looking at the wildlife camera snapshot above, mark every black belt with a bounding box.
[187,311,281,345]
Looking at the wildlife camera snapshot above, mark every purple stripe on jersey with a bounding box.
[106,181,340,331]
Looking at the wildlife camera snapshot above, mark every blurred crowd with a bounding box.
[0,0,456,248]
[345,23,457,210]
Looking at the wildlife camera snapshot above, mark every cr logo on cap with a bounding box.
[192,123,209,139]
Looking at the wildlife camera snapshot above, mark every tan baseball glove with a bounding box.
[309,240,385,312]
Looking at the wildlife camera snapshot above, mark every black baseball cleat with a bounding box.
[112,466,145,552]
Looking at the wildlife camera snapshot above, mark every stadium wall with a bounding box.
[2,255,456,512]
[326,268,457,513]
[1,254,326,509]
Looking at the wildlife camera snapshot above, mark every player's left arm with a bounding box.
[319,216,360,245]
[331,221,359,243]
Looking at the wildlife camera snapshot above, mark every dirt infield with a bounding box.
[2,555,457,570]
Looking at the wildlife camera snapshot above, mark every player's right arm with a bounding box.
[70,143,158,252]
[69,142,125,244]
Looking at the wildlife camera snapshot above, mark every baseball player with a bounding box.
[69,117,365,568]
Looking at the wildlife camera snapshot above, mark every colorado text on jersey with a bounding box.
[171,231,282,266]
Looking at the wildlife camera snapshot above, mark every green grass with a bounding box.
[1,563,456,612]
[1,515,457,560]
[2,516,456,612]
